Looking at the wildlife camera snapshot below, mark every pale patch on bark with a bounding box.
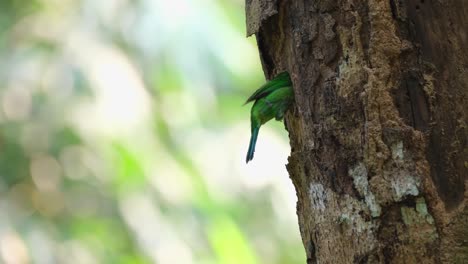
[349,163,381,217]
[309,183,326,212]
[391,141,404,160]
[391,171,420,202]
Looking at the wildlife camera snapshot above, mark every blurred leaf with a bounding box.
[0,124,29,185]
[208,215,258,264]
[110,143,146,194]
[50,127,82,155]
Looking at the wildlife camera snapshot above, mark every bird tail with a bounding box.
[246,127,259,163]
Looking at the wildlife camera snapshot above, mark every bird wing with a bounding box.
[244,72,291,104]
[270,87,294,120]
[254,86,294,124]
[264,86,294,106]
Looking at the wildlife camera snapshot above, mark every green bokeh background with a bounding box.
[0,0,304,263]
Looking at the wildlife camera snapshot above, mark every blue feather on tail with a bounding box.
[246,127,259,163]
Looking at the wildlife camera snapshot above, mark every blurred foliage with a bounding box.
[0,0,304,263]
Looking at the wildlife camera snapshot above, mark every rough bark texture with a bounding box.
[246,0,467,263]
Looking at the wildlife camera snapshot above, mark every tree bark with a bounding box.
[246,0,467,263]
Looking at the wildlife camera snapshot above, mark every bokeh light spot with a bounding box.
[0,231,30,264]
[2,87,32,121]
[30,155,62,192]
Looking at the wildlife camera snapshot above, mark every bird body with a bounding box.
[245,72,294,163]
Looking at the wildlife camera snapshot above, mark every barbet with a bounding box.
[244,72,294,163]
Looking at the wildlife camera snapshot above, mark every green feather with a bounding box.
[244,72,292,105]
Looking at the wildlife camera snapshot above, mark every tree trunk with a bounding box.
[246,0,467,263]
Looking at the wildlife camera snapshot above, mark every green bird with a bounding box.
[245,72,294,163]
